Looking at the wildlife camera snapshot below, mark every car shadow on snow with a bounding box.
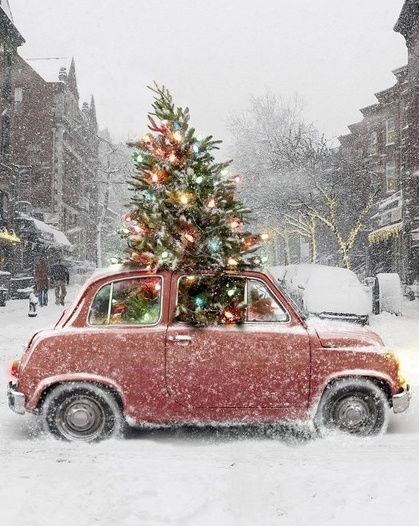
[123,422,317,446]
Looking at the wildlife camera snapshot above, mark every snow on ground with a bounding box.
[0,286,419,526]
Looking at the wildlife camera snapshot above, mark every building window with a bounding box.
[368,131,378,156]
[0,114,11,155]
[386,117,396,145]
[401,104,409,129]
[0,191,6,221]
[385,160,396,193]
[14,87,23,114]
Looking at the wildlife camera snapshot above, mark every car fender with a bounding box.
[26,372,126,412]
[309,368,395,415]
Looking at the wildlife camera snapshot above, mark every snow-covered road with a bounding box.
[1,289,418,526]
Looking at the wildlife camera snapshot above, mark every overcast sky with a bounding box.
[11,0,407,153]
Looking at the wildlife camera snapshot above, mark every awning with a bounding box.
[368,222,403,244]
[17,214,72,249]
[0,228,20,244]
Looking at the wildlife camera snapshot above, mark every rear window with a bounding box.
[89,277,162,326]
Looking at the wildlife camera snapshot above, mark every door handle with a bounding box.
[168,334,192,342]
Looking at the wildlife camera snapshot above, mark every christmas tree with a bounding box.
[121,83,267,272]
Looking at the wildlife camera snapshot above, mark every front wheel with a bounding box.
[314,378,389,437]
[42,383,123,442]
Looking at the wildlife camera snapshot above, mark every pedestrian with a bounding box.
[50,259,70,306]
[28,287,38,317]
[34,256,49,306]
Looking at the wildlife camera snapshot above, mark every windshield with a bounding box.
[267,272,307,320]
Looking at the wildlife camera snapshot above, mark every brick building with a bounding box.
[1,1,102,282]
[0,1,24,272]
[339,0,419,283]
[11,57,100,264]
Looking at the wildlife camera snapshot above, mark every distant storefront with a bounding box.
[14,214,72,274]
[0,227,20,274]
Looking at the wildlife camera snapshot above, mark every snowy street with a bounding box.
[0,287,418,526]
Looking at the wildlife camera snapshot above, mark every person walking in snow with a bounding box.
[34,256,49,306]
[50,259,70,306]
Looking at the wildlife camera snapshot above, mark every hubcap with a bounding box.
[56,396,106,441]
[335,396,370,431]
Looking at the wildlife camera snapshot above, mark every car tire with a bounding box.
[314,378,389,437]
[42,382,123,442]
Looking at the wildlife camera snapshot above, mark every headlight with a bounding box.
[386,351,408,390]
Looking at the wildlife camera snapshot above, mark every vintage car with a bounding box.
[8,266,410,441]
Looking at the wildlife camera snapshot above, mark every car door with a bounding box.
[86,275,167,416]
[165,273,311,408]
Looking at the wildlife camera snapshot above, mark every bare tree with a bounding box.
[284,213,317,263]
[96,132,132,267]
[229,93,379,269]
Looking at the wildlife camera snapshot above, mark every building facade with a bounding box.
[0,1,24,272]
[1,1,101,280]
[339,0,419,283]
[11,57,100,264]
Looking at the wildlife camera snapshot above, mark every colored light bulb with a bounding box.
[179,193,189,205]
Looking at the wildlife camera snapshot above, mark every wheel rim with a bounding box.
[55,396,106,441]
[333,395,374,433]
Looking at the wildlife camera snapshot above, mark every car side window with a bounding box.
[247,279,289,322]
[89,277,162,326]
[88,284,111,325]
[175,275,246,325]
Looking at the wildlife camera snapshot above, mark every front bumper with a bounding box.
[392,384,411,414]
[7,382,26,415]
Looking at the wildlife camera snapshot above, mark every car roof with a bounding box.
[85,265,268,285]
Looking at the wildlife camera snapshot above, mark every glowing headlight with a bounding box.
[386,351,408,390]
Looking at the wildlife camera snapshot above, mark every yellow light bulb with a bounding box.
[228,258,238,266]
[173,131,182,142]
[179,194,189,205]
[261,233,270,241]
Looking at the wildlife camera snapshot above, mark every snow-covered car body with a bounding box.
[8,266,410,439]
[270,264,371,324]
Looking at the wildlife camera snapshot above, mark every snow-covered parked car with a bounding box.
[7,265,410,441]
[270,264,371,325]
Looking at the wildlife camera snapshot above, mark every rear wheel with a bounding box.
[42,383,123,442]
[314,378,389,437]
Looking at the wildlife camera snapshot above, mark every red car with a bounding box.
[8,267,410,441]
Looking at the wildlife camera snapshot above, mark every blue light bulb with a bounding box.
[195,296,207,308]
[208,239,221,253]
